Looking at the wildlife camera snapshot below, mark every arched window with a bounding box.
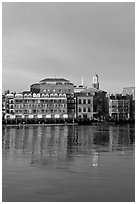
[33,93,37,98]
[45,94,49,98]
[79,108,81,112]
[50,93,54,98]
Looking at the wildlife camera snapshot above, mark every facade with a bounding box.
[2,76,134,123]
[66,93,76,120]
[74,85,87,93]
[5,93,15,114]
[30,78,74,94]
[122,87,135,120]
[30,83,40,93]
[76,92,93,119]
[2,95,6,120]
[4,93,68,121]
[122,87,135,100]
[108,94,130,121]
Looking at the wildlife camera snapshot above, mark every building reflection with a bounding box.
[2,124,135,166]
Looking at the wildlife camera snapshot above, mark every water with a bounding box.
[2,124,135,202]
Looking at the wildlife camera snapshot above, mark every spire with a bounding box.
[82,76,83,86]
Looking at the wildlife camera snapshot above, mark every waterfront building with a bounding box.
[66,93,76,120]
[122,87,135,100]
[4,93,68,122]
[2,95,6,120]
[122,87,135,120]
[76,92,93,119]
[108,94,130,121]
[5,93,15,117]
[93,91,109,120]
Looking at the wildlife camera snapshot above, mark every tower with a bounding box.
[92,74,99,89]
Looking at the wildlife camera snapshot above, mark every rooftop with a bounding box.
[87,87,107,94]
[40,78,70,83]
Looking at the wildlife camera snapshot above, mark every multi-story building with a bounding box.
[122,87,135,100]
[30,78,74,94]
[74,85,87,93]
[2,94,6,120]
[66,93,76,120]
[108,94,130,121]
[76,92,93,120]
[122,87,135,120]
[30,83,40,94]
[4,93,68,122]
[5,93,15,114]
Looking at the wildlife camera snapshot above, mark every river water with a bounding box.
[2,124,135,202]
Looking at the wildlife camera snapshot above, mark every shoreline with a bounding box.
[2,120,135,127]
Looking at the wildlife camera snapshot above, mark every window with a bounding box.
[79,108,81,112]
[83,99,86,104]
[24,110,28,114]
[83,114,87,119]
[88,99,91,104]
[10,105,14,109]
[83,107,86,112]
[88,108,91,112]
[79,99,81,104]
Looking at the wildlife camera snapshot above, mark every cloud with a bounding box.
[2,2,135,93]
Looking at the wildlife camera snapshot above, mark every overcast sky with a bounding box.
[2,2,135,93]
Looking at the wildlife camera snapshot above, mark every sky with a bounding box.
[2,2,135,94]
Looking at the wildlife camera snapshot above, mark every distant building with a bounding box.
[122,87,135,99]
[74,85,87,93]
[4,93,68,121]
[75,92,93,119]
[66,93,76,120]
[2,95,6,120]
[122,87,135,120]
[30,83,40,94]
[5,93,15,115]
[30,78,74,94]
[108,94,130,121]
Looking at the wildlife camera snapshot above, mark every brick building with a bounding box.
[108,94,130,121]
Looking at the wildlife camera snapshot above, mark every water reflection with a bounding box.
[2,124,135,167]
